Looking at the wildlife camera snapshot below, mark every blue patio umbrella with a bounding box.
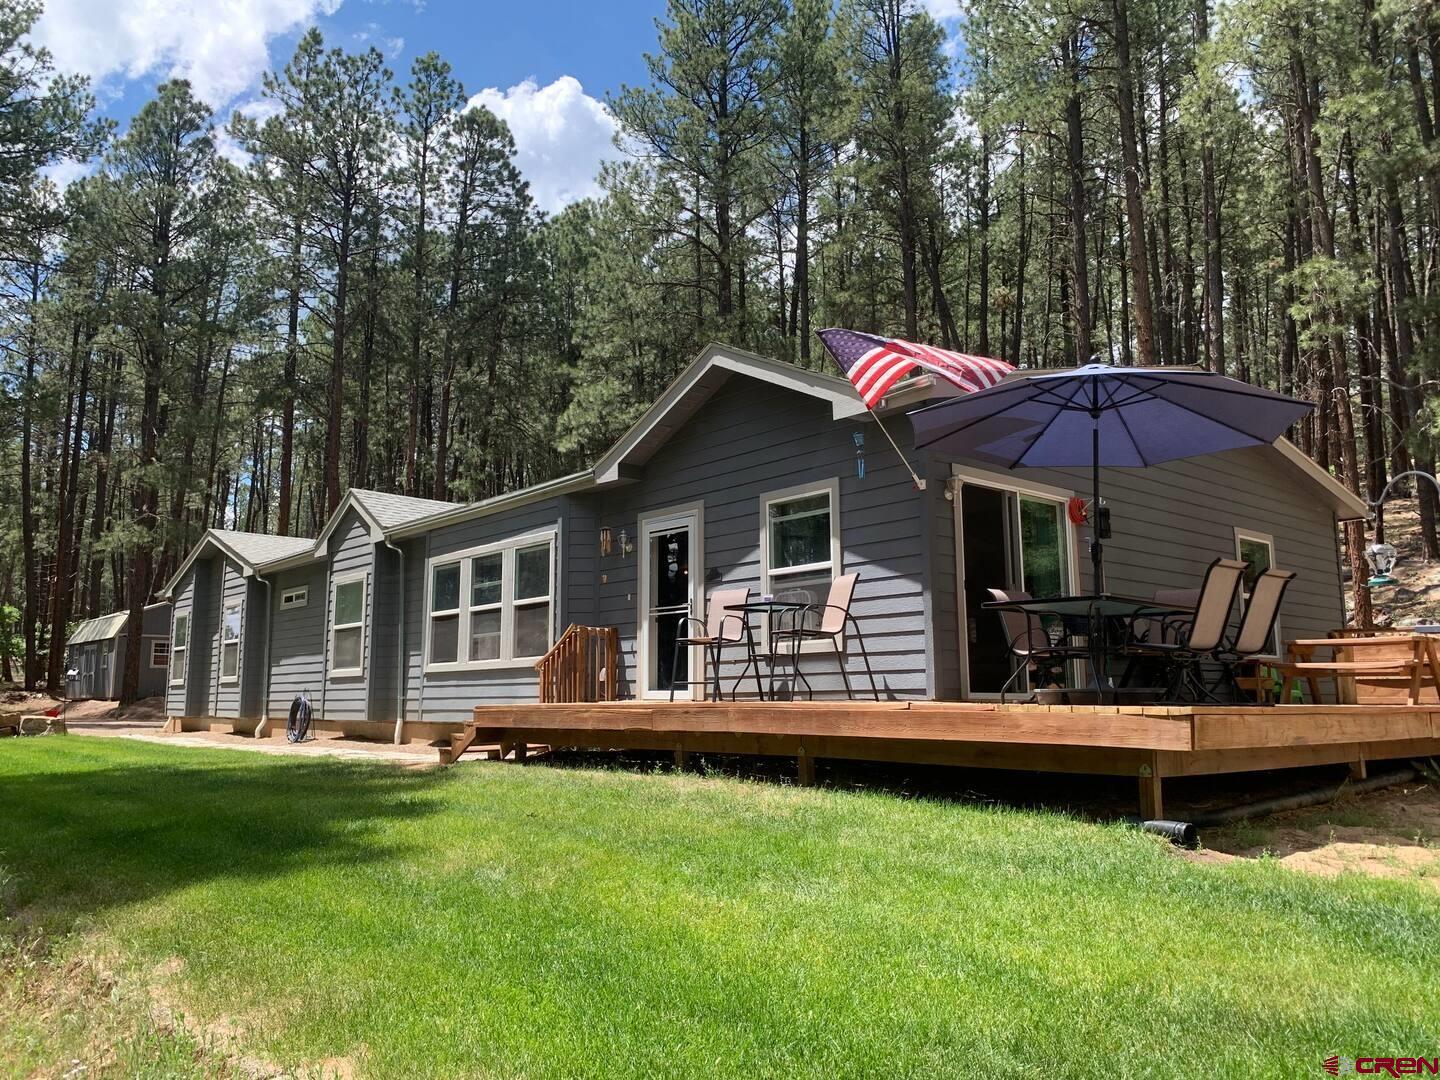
[908,364,1315,592]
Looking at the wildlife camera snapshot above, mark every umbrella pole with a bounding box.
[1091,417,1104,594]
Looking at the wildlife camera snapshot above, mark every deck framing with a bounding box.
[453,700,1440,819]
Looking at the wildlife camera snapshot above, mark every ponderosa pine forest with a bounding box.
[0,0,1435,698]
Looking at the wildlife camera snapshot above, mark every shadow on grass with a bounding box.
[0,743,453,930]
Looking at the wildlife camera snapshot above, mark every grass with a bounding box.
[3,739,1439,1078]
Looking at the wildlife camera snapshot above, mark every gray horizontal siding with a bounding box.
[369,543,402,724]
[592,376,927,701]
[165,576,194,715]
[322,509,374,722]
[210,558,247,718]
[266,562,327,718]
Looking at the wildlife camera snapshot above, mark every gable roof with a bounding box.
[312,488,463,550]
[68,611,130,645]
[593,342,871,484]
[159,528,316,598]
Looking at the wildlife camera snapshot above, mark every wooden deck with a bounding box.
[448,700,1440,818]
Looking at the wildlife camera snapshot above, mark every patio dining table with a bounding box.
[981,593,1196,697]
[731,598,811,700]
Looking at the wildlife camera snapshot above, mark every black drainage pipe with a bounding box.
[1138,819,1199,848]
[1190,768,1417,829]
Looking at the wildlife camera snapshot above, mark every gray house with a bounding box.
[66,602,173,700]
[159,344,1367,741]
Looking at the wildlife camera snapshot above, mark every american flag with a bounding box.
[817,328,1013,408]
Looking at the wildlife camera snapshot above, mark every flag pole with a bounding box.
[865,403,927,491]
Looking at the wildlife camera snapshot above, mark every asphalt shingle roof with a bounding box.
[210,529,317,568]
[350,489,460,530]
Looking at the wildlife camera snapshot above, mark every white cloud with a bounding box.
[919,0,966,20]
[41,157,94,189]
[467,76,617,214]
[29,0,345,109]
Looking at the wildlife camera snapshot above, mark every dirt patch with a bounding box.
[1191,772,1440,889]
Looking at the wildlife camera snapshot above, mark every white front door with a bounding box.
[638,505,704,699]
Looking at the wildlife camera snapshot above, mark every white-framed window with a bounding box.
[1235,528,1280,656]
[149,638,169,669]
[170,613,189,686]
[425,531,555,672]
[761,478,841,618]
[330,574,366,677]
[280,586,308,609]
[220,603,241,683]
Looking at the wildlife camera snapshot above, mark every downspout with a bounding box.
[384,536,407,744]
[254,574,274,739]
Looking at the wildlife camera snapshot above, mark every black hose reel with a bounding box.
[286,692,314,743]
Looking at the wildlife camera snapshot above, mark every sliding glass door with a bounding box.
[956,474,1075,698]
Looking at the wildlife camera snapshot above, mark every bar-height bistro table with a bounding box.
[982,594,1195,700]
[732,598,810,700]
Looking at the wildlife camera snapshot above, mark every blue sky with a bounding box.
[28,0,669,211]
[29,0,962,212]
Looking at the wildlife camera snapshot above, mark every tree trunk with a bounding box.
[1112,0,1157,366]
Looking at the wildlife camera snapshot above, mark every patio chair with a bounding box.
[670,587,761,702]
[770,573,879,701]
[1119,587,1200,690]
[1121,558,1247,702]
[1214,568,1295,701]
[988,588,1089,703]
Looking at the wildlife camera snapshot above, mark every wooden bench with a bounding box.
[1279,635,1440,705]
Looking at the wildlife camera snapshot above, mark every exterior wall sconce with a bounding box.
[599,526,634,558]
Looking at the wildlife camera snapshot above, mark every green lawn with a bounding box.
[2,738,1438,1078]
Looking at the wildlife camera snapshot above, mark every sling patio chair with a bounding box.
[1213,568,1296,702]
[770,572,880,700]
[988,588,1090,703]
[670,587,762,702]
[1119,557,1248,703]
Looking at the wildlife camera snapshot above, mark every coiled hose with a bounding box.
[286,692,314,743]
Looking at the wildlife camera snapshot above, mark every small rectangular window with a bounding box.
[331,577,366,675]
[220,604,241,682]
[512,543,552,659]
[1236,530,1279,656]
[170,613,189,685]
[281,586,308,609]
[763,482,840,623]
[150,638,169,669]
[430,563,461,665]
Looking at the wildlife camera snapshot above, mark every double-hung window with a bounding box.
[761,479,841,622]
[330,575,366,676]
[426,533,555,670]
[220,604,241,682]
[150,638,170,669]
[170,613,189,685]
[1235,529,1279,656]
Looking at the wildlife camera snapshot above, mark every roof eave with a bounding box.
[386,470,598,539]
[1273,438,1369,520]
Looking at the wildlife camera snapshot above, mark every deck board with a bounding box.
[464,699,1440,786]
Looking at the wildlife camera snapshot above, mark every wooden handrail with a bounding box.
[534,624,620,703]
